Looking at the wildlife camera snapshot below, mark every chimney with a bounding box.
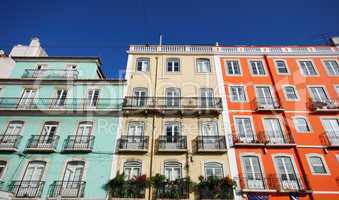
[330,37,339,47]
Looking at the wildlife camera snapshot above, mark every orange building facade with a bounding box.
[217,46,339,200]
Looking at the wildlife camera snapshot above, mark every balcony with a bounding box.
[197,136,227,153]
[155,178,189,199]
[259,131,295,147]
[158,136,187,152]
[123,97,222,116]
[8,181,45,198]
[310,99,339,113]
[323,131,339,148]
[117,136,149,153]
[232,134,265,147]
[25,135,59,152]
[49,181,86,198]
[22,69,79,79]
[253,97,284,112]
[238,174,278,192]
[0,97,122,113]
[63,135,95,152]
[277,177,305,192]
[197,176,234,199]
[0,135,22,151]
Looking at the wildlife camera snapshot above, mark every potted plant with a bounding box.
[197,175,235,199]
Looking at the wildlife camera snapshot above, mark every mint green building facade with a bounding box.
[0,57,125,199]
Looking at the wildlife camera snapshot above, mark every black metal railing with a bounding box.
[26,135,59,151]
[158,136,187,150]
[254,97,282,110]
[118,136,149,151]
[49,181,86,198]
[197,136,227,151]
[198,179,234,199]
[63,135,95,151]
[8,180,45,198]
[22,69,79,79]
[260,131,295,145]
[310,98,339,111]
[0,97,123,111]
[155,178,189,199]
[0,134,22,149]
[324,131,339,146]
[111,180,146,198]
[123,96,222,110]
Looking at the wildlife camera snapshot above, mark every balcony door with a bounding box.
[165,122,181,149]
[309,87,329,102]
[321,119,339,145]
[18,161,46,197]
[39,122,58,146]
[54,89,68,107]
[200,88,214,107]
[201,122,220,148]
[255,86,274,106]
[18,89,37,108]
[61,161,84,197]
[127,122,144,148]
[87,89,99,107]
[74,122,93,148]
[1,121,23,148]
[235,118,255,143]
[166,88,180,107]
[164,161,182,181]
[133,88,148,107]
[242,156,264,189]
[263,118,285,144]
[274,156,299,190]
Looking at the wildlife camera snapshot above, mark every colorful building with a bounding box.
[0,43,125,199]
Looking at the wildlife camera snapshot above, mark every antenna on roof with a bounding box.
[159,34,163,46]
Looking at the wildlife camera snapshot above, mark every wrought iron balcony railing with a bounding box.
[63,135,95,152]
[232,134,265,146]
[0,97,122,111]
[259,131,295,146]
[278,176,305,191]
[0,134,22,150]
[8,180,45,198]
[25,135,59,152]
[158,136,187,152]
[22,69,79,79]
[155,178,189,199]
[310,98,339,112]
[123,96,222,112]
[197,136,227,152]
[253,97,283,112]
[49,181,86,198]
[323,131,339,147]
[110,180,146,198]
[238,173,277,191]
[117,136,149,152]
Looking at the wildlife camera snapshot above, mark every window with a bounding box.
[225,60,241,75]
[299,61,318,76]
[308,156,328,174]
[133,88,148,107]
[3,121,24,135]
[275,60,289,74]
[293,117,311,132]
[40,121,58,144]
[124,161,141,180]
[22,161,46,182]
[255,86,274,106]
[62,161,85,183]
[201,121,219,136]
[166,88,180,107]
[196,58,211,72]
[87,89,99,107]
[128,122,144,137]
[136,58,150,72]
[165,122,181,142]
[309,87,329,102]
[167,58,180,72]
[54,89,68,106]
[249,60,266,75]
[234,117,255,142]
[164,161,182,181]
[274,156,299,190]
[19,88,37,107]
[229,86,246,102]
[77,122,93,136]
[204,162,223,178]
[200,88,214,107]
[242,156,264,189]
[0,161,6,179]
[323,60,339,76]
[263,118,285,144]
[321,119,339,146]
[284,86,298,101]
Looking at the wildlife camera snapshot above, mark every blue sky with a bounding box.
[1,0,339,78]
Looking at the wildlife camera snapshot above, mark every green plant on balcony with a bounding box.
[107,172,149,198]
[150,174,192,199]
[197,175,235,199]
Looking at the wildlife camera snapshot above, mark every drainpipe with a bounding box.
[148,56,159,200]
[263,55,313,200]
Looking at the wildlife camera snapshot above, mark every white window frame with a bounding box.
[262,117,286,144]
[274,59,290,75]
[87,88,100,107]
[254,84,276,106]
[297,60,319,76]
[225,60,242,76]
[307,85,330,102]
[233,116,256,142]
[3,120,24,136]
[163,161,182,181]
[240,154,266,189]
[228,85,247,102]
[166,58,180,72]
[136,57,150,72]
[321,59,339,76]
[292,116,312,133]
[248,60,267,76]
[196,58,211,73]
[123,161,142,180]
[306,154,330,175]
[282,85,300,101]
[204,162,224,178]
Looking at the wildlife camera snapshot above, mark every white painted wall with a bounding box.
[9,37,47,57]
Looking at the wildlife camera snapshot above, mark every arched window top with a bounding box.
[124,160,142,167]
[204,162,223,178]
[124,160,142,180]
[164,161,182,167]
[67,160,85,166]
[0,160,6,165]
[204,162,223,168]
[45,121,59,125]
[79,121,93,125]
[29,160,47,165]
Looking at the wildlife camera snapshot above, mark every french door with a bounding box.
[242,156,264,189]
[18,161,45,197]
[18,89,37,108]
[165,122,180,145]
[200,88,214,107]
[255,86,274,106]
[235,118,255,143]
[38,122,58,147]
[133,88,147,107]
[164,162,182,181]
[309,87,329,102]
[322,119,339,145]
[1,121,23,148]
[127,122,144,149]
[166,88,180,107]
[87,89,99,107]
[263,118,285,144]
[61,161,84,197]
[74,122,93,148]
[54,89,68,107]
[274,156,299,190]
